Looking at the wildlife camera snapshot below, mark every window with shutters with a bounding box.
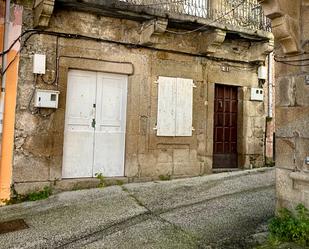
[156,76,194,136]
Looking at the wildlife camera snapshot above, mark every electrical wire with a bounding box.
[275,58,309,63]
[273,40,309,60]
[1,52,19,77]
[274,52,307,59]
[274,60,309,67]
[2,27,260,115]
[1,29,257,78]
[40,36,59,85]
[1,32,35,77]
[38,108,55,118]
[0,29,37,57]
[136,0,186,6]
[274,56,309,63]
[0,0,267,57]
[274,54,309,66]
[27,74,39,115]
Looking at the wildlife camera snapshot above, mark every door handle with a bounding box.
[218,100,223,108]
[91,119,96,128]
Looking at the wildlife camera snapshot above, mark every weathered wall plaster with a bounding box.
[12,1,273,194]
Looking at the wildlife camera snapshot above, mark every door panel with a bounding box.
[213,84,238,168]
[63,70,127,178]
[62,70,97,178]
[93,73,127,177]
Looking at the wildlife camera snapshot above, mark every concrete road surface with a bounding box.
[0,168,275,249]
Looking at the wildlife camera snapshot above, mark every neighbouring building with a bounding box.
[0,0,274,197]
[259,0,309,209]
[0,1,23,201]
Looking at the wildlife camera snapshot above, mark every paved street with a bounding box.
[0,168,275,249]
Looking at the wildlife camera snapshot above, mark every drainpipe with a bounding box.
[1,0,10,127]
[265,52,274,163]
[268,52,273,118]
[0,0,11,203]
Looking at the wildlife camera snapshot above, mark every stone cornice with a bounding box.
[249,38,274,62]
[139,18,168,45]
[259,0,284,18]
[198,29,226,54]
[33,0,55,28]
[258,0,301,54]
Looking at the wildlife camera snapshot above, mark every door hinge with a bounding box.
[92,119,96,128]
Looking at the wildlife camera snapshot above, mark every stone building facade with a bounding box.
[4,0,274,194]
[259,0,309,209]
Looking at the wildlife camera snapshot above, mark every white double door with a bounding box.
[62,70,128,178]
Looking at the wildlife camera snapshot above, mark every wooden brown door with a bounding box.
[213,84,238,168]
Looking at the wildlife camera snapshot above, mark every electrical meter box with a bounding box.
[251,88,264,101]
[34,89,60,108]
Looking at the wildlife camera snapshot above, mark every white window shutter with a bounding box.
[175,78,193,136]
[157,76,177,136]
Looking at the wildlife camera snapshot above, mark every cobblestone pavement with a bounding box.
[0,168,275,249]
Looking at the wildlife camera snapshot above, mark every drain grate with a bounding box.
[0,219,29,234]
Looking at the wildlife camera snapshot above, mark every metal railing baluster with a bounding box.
[118,0,270,31]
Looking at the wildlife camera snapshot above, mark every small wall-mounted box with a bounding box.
[33,54,46,74]
[34,89,60,108]
[258,65,267,80]
[251,88,264,101]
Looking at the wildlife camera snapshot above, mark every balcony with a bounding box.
[119,0,271,32]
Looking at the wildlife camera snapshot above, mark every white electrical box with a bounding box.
[258,66,267,80]
[33,54,46,74]
[34,89,59,108]
[251,88,264,101]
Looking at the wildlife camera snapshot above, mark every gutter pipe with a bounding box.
[268,52,273,118]
[1,0,10,133]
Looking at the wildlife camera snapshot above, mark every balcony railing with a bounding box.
[119,0,271,32]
